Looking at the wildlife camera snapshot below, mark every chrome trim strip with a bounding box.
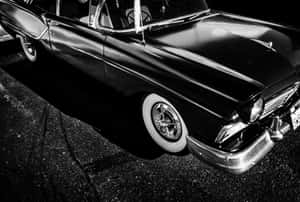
[68,45,103,61]
[252,39,276,52]
[35,27,48,40]
[56,0,61,16]
[187,130,275,174]
[91,0,106,28]
[198,12,220,21]
[95,26,136,34]
[103,59,224,119]
[134,0,141,33]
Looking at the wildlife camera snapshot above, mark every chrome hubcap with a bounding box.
[151,102,182,141]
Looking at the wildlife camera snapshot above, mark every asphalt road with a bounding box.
[1,39,300,202]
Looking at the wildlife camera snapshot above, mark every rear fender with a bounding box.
[0,0,47,39]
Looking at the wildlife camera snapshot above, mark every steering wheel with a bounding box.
[126,7,152,28]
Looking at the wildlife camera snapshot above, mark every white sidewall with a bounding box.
[142,93,188,153]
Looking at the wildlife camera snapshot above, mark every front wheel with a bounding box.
[142,93,188,153]
[17,35,37,62]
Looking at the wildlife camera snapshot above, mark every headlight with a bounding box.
[239,97,264,123]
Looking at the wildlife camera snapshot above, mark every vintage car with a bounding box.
[1,0,300,174]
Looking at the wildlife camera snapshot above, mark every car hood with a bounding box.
[142,14,296,117]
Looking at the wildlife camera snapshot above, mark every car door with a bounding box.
[0,0,47,39]
[46,0,107,82]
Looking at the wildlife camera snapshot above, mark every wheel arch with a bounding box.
[104,59,226,147]
[127,85,226,147]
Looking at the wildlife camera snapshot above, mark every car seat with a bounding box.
[125,5,152,27]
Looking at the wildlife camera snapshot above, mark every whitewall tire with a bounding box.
[142,93,188,153]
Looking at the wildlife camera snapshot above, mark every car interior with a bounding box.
[34,0,57,14]
[34,0,89,21]
[96,0,207,30]
[34,0,207,30]
[60,0,89,20]
[99,0,135,29]
[139,0,207,25]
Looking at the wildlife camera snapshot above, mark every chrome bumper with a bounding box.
[187,95,298,174]
[187,84,300,174]
[187,130,275,174]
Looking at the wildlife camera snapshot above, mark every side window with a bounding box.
[34,0,57,14]
[60,0,89,22]
[98,0,134,30]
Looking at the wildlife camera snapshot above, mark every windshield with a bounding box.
[139,0,208,26]
[95,0,208,31]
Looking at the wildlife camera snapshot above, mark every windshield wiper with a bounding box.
[147,18,185,31]
[146,10,211,31]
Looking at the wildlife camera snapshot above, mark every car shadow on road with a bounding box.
[1,52,163,160]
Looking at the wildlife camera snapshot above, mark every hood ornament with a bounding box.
[252,39,276,51]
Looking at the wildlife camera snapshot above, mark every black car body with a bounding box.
[1,0,300,174]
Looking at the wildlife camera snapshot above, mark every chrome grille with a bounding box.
[261,85,299,119]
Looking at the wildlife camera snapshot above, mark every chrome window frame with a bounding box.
[56,0,60,16]
[92,0,138,33]
[92,0,107,28]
